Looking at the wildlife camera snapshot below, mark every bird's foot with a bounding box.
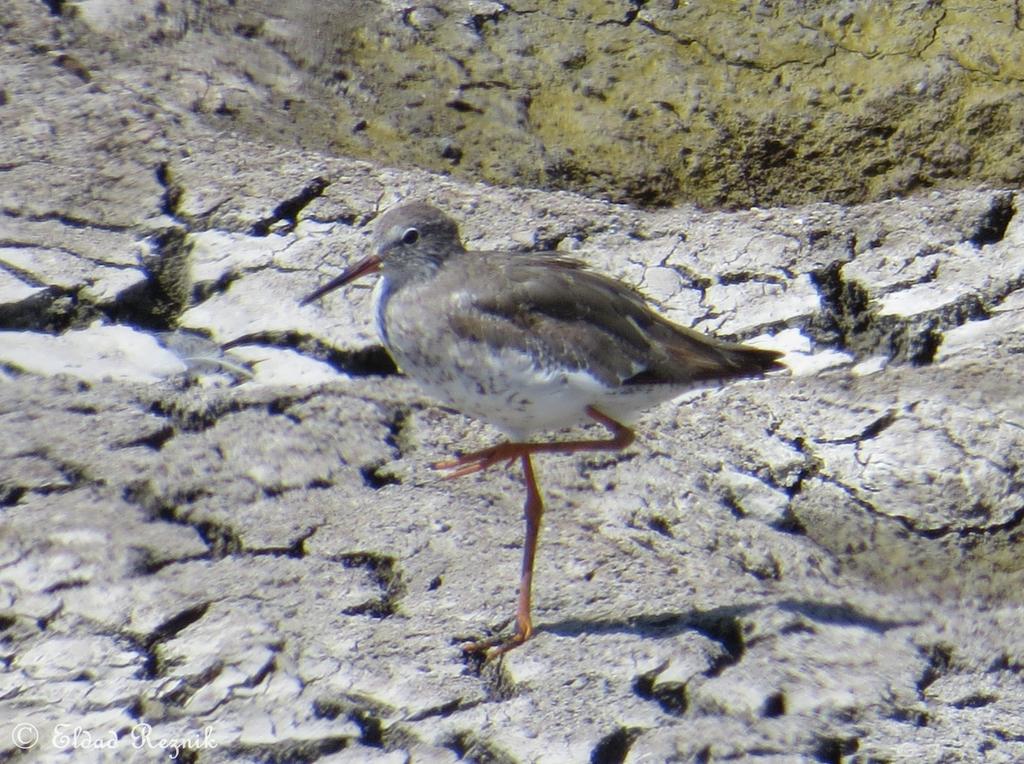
[460,613,533,661]
[433,442,530,479]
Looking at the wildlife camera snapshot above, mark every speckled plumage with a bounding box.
[358,202,783,438]
[302,201,784,657]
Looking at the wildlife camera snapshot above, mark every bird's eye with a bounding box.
[402,227,420,245]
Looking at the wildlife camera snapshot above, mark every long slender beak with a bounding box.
[300,254,382,305]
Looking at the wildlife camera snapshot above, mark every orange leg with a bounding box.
[462,453,542,658]
[434,406,635,477]
[441,407,635,658]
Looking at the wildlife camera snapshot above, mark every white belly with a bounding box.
[373,278,695,440]
[400,343,691,439]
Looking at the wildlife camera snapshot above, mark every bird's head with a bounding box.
[300,202,464,305]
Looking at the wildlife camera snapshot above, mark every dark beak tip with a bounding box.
[300,278,343,306]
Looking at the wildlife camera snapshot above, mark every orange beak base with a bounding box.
[300,254,382,305]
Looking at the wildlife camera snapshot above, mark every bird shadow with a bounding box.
[775,598,920,632]
[539,603,757,644]
[538,597,918,644]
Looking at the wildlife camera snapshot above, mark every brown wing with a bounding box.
[447,252,784,387]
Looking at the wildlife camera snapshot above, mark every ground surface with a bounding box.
[6,1,1024,207]
[3,1,1024,762]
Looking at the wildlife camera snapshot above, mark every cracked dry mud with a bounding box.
[4,173,1024,762]
[3,2,1024,763]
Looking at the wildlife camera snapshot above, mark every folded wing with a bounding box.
[448,253,784,387]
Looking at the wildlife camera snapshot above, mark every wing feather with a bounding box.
[446,253,783,386]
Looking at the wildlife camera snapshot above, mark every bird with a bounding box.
[301,201,785,658]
